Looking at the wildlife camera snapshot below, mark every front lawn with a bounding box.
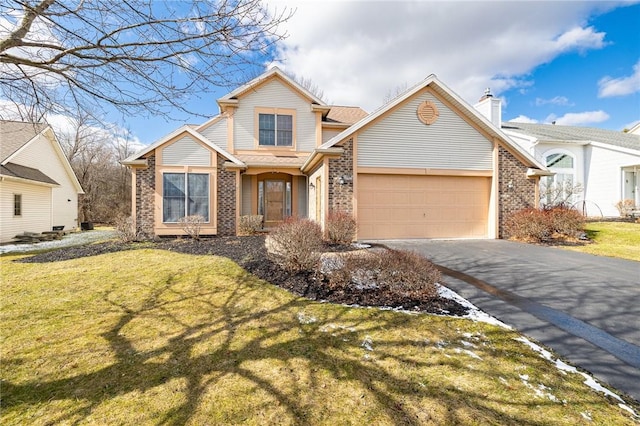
[561,221,640,261]
[1,248,638,425]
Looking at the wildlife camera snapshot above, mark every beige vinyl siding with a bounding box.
[0,180,52,243]
[296,175,308,218]
[358,91,493,170]
[308,165,323,223]
[233,79,317,152]
[322,129,341,144]
[241,175,252,216]
[11,133,79,231]
[162,136,211,166]
[199,118,227,148]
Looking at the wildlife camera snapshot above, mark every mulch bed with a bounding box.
[16,235,468,317]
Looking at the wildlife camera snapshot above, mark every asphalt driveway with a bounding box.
[378,239,640,403]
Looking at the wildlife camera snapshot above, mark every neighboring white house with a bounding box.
[502,122,640,217]
[628,122,640,136]
[0,121,84,243]
[474,93,640,217]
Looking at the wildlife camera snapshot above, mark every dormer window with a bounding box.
[258,113,293,146]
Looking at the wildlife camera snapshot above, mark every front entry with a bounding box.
[258,173,293,228]
[265,180,285,226]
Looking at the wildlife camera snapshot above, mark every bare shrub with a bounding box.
[178,215,205,240]
[546,207,584,237]
[326,211,357,244]
[239,215,263,235]
[266,217,323,272]
[506,207,585,241]
[616,199,635,217]
[324,249,439,300]
[115,215,153,242]
[504,209,550,242]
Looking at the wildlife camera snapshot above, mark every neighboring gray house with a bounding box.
[0,121,84,242]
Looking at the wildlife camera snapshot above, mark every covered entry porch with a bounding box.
[239,167,308,229]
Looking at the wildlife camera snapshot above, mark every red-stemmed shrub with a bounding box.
[326,211,357,244]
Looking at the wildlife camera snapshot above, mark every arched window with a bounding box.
[542,150,579,206]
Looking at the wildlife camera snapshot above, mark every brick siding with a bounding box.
[135,154,155,238]
[216,155,237,236]
[327,138,354,214]
[498,145,537,238]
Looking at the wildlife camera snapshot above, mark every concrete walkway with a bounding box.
[379,239,640,403]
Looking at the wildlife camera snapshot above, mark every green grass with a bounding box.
[1,249,638,425]
[560,221,640,261]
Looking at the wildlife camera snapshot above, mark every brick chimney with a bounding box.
[473,88,502,129]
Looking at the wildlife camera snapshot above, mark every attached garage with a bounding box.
[357,173,491,239]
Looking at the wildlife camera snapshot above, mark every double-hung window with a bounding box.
[258,113,293,146]
[163,173,209,222]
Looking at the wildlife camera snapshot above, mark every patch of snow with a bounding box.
[454,348,483,360]
[515,336,638,417]
[437,284,512,329]
[0,230,117,254]
[352,243,371,249]
[460,340,476,348]
[297,312,317,324]
[361,335,374,351]
[580,411,593,422]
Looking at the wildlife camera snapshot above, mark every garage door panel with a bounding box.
[358,174,490,239]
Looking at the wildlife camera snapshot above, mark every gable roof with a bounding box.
[0,120,84,192]
[502,122,640,152]
[217,66,327,109]
[312,75,546,171]
[0,121,48,162]
[1,162,59,185]
[122,125,244,166]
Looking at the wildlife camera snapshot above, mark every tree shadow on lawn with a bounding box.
[1,266,613,425]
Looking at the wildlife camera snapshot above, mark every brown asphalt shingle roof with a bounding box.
[0,121,48,162]
[0,162,59,185]
[325,106,368,125]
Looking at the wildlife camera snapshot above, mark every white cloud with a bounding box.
[510,115,539,124]
[268,1,614,111]
[535,96,573,106]
[553,26,607,52]
[549,110,610,126]
[598,60,640,97]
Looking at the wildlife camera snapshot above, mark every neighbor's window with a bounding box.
[258,113,293,146]
[542,151,578,206]
[163,173,209,222]
[14,194,21,216]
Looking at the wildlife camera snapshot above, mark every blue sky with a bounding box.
[3,1,638,146]
[124,0,639,146]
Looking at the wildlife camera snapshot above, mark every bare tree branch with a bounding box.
[0,0,293,120]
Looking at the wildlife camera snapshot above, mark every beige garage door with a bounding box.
[358,174,491,239]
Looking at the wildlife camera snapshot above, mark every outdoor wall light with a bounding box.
[309,182,315,189]
[507,180,514,190]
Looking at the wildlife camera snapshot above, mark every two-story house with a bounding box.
[123,67,548,240]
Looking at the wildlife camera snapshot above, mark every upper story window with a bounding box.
[259,113,293,146]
